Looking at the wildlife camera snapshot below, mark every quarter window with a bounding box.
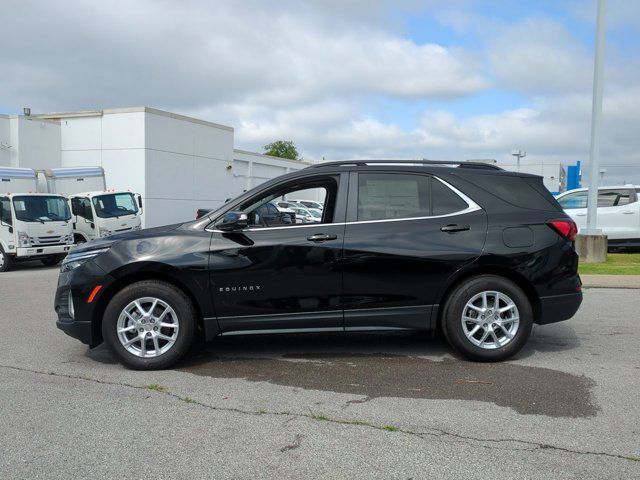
[431,179,468,215]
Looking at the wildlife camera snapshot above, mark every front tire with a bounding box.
[0,247,12,272]
[41,254,66,266]
[441,275,533,362]
[102,280,196,370]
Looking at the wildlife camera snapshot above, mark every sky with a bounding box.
[2,0,639,184]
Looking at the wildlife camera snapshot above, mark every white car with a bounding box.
[290,199,324,211]
[556,186,640,249]
[291,207,319,223]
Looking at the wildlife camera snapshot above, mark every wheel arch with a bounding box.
[73,232,89,243]
[90,268,206,345]
[435,265,541,328]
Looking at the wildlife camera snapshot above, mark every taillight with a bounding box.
[196,212,201,219]
[547,219,578,241]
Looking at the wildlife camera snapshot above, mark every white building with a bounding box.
[0,108,308,227]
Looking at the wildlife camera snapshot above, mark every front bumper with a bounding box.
[55,260,113,346]
[17,244,73,257]
[537,292,583,325]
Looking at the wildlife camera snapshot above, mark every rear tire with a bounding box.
[0,247,12,272]
[102,280,196,370]
[441,275,533,362]
[41,254,66,266]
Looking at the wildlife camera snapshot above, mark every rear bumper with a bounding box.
[537,292,583,325]
[17,244,73,257]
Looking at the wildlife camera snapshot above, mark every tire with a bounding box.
[102,280,196,370]
[74,235,86,245]
[441,275,533,362]
[41,254,66,266]
[0,247,12,272]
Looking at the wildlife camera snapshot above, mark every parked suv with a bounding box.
[55,160,582,370]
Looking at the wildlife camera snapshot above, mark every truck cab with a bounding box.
[69,191,142,243]
[0,191,74,271]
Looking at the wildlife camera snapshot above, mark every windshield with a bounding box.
[12,196,71,222]
[92,192,138,218]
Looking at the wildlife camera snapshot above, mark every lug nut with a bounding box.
[147,332,152,337]
[153,327,158,331]
[139,328,144,333]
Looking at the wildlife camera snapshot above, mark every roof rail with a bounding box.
[306,159,503,170]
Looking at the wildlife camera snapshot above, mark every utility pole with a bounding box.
[584,0,607,234]
[511,149,526,173]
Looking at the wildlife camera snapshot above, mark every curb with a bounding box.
[580,274,640,289]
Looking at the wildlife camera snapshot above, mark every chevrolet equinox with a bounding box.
[55,160,582,369]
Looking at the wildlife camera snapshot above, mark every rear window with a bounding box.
[467,174,561,211]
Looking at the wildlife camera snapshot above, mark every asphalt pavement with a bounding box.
[0,265,639,479]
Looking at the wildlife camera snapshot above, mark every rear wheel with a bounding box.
[102,280,196,370]
[0,247,13,272]
[441,275,533,361]
[41,254,66,266]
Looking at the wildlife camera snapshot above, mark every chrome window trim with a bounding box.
[205,175,481,233]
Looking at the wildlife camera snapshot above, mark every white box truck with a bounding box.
[40,167,143,244]
[0,167,74,272]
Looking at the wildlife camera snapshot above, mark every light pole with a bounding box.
[585,0,607,235]
[511,149,526,172]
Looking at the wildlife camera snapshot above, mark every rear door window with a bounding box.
[357,174,430,221]
[597,189,632,207]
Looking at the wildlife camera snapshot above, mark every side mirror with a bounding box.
[217,211,248,232]
[137,195,143,209]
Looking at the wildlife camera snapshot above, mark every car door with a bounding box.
[341,171,487,331]
[207,172,348,333]
[594,189,639,240]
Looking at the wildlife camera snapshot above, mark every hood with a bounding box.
[73,222,184,253]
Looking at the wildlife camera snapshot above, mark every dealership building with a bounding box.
[0,108,309,227]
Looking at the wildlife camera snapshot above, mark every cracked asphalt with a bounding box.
[1,265,639,479]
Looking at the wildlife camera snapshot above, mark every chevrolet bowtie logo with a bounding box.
[46,230,54,234]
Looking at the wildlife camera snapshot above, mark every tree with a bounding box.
[263,140,300,160]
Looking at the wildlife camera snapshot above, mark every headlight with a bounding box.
[99,227,112,237]
[18,231,30,247]
[61,247,110,273]
[66,234,74,245]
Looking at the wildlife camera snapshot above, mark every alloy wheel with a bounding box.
[116,297,180,358]
[461,290,520,350]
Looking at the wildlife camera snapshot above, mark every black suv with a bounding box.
[55,160,582,369]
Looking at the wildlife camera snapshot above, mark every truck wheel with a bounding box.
[102,280,196,370]
[0,247,13,272]
[441,275,533,362]
[74,235,86,245]
[41,254,66,267]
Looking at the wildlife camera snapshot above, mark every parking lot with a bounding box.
[1,265,639,479]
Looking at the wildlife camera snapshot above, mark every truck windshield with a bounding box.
[92,192,138,218]
[12,196,71,222]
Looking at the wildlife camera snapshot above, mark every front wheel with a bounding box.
[102,280,196,370]
[441,275,533,362]
[0,247,13,272]
[41,254,66,267]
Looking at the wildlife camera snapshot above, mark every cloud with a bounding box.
[0,0,487,113]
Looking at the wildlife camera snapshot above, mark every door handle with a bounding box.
[307,233,338,242]
[575,212,587,216]
[622,211,635,214]
[441,224,470,233]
